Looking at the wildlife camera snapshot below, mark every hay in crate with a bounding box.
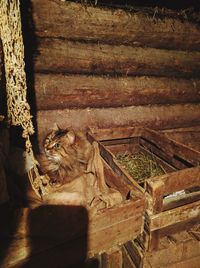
[116,151,165,184]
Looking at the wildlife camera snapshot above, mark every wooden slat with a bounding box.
[162,127,200,152]
[124,240,143,268]
[89,127,143,141]
[36,104,200,147]
[88,213,143,256]
[89,199,144,234]
[31,0,200,51]
[146,166,200,202]
[150,199,200,231]
[96,140,144,195]
[168,255,200,268]
[34,38,200,78]
[122,246,136,268]
[87,131,144,196]
[103,162,135,197]
[141,128,200,167]
[144,236,200,267]
[163,190,200,211]
[0,201,144,264]
[101,248,123,268]
[162,126,200,134]
[34,74,200,110]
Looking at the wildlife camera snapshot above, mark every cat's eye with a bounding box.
[54,143,60,149]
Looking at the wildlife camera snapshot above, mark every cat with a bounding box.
[38,124,93,186]
[37,125,123,210]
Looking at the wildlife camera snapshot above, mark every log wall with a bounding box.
[27,0,200,142]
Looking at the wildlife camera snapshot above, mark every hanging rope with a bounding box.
[0,0,48,197]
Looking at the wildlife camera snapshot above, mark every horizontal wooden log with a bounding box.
[36,104,200,147]
[32,0,200,51]
[34,38,200,78]
[34,74,200,110]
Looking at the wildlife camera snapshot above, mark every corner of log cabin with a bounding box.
[1,0,200,267]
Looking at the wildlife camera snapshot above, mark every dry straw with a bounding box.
[116,151,165,183]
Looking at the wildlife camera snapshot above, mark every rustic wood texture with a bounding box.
[90,127,200,254]
[36,104,200,146]
[102,248,123,268]
[162,126,200,152]
[0,236,88,268]
[34,38,200,78]
[146,167,200,210]
[0,159,145,267]
[141,129,200,166]
[34,74,200,110]
[150,201,200,231]
[143,230,200,267]
[122,246,137,268]
[124,240,143,268]
[32,0,200,51]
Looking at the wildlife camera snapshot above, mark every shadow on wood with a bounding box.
[0,204,90,268]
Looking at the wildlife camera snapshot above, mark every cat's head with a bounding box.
[43,124,76,163]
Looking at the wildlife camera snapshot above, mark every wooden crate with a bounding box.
[0,154,145,268]
[123,224,200,268]
[89,127,200,253]
[161,126,200,152]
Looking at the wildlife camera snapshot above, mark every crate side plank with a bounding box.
[88,215,143,256]
[141,128,200,165]
[101,248,123,268]
[143,237,200,267]
[150,199,200,231]
[122,246,137,268]
[146,166,200,211]
[89,199,144,234]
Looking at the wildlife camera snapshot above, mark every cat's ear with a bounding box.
[52,123,60,131]
[67,130,75,144]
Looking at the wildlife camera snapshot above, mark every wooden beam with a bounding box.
[34,74,200,110]
[31,0,200,51]
[34,38,200,78]
[36,104,200,146]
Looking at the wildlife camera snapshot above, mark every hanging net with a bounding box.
[0,0,48,197]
